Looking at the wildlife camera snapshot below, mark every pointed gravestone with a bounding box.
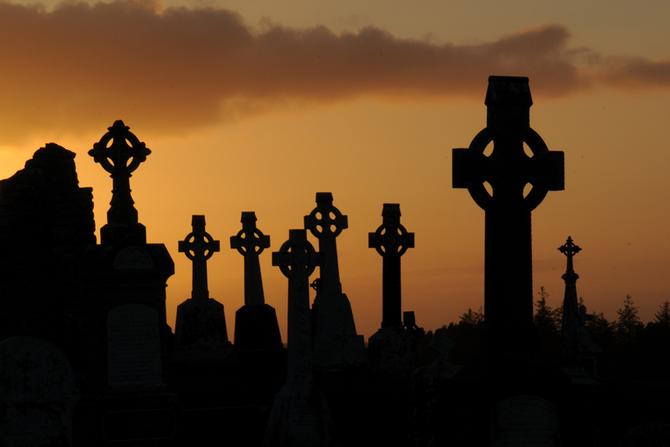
[367,204,418,374]
[452,76,564,358]
[265,229,332,447]
[230,211,282,351]
[304,192,365,368]
[175,215,229,350]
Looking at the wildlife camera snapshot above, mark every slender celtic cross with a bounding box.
[273,229,319,384]
[179,215,220,301]
[559,236,581,281]
[369,204,415,329]
[452,76,564,354]
[89,120,151,245]
[559,236,582,337]
[304,192,348,294]
[230,211,270,307]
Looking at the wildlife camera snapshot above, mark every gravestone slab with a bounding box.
[493,395,560,447]
[174,298,229,350]
[107,304,162,388]
[0,336,77,447]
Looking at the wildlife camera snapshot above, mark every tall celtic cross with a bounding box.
[89,120,151,245]
[304,192,348,295]
[179,215,220,301]
[559,236,582,338]
[452,76,564,355]
[369,204,415,329]
[273,229,319,384]
[230,211,270,307]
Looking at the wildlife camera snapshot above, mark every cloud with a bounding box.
[0,1,667,143]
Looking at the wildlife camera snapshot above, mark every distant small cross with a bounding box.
[179,215,220,300]
[88,120,151,227]
[231,212,270,256]
[559,236,581,278]
[272,229,319,279]
[558,236,581,259]
[304,192,348,239]
[369,204,415,257]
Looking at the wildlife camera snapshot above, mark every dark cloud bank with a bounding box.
[0,0,667,142]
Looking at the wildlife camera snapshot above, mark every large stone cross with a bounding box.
[273,229,319,384]
[369,204,415,329]
[179,215,220,301]
[89,120,151,245]
[452,76,564,355]
[230,211,270,306]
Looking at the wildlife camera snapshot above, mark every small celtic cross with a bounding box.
[179,215,220,300]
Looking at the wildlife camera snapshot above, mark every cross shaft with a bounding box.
[369,204,414,329]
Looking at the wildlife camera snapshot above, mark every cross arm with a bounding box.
[531,150,564,191]
[452,148,485,189]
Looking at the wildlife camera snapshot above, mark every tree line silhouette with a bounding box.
[435,289,670,379]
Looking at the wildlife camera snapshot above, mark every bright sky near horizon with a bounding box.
[0,0,669,340]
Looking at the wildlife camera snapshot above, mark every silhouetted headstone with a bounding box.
[265,229,332,447]
[107,304,163,388]
[558,236,600,373]
[83,121,174,391]
[89,120,150,247]
[305,192,365,368]
[493,395,560,446]
[0,336,77,447]
[369,204,415,330]
[367,204,421,374]
[452,76,564,357]
[231,211,282,351]
[175,215,229,350]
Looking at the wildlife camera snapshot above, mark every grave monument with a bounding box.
[175,215,229,350]
[231,211,282,351]
[452,76,564,358]
[305,192,365,368]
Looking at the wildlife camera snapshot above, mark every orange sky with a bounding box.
[1,0,669,340]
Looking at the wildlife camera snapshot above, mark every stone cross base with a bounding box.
[234,303,283,351]
[313,333,366,370]
[174,298,229,351]
[264,383,333,447]
[368,327,422,377]
[101,222,147,247]
[312,292,366,368]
